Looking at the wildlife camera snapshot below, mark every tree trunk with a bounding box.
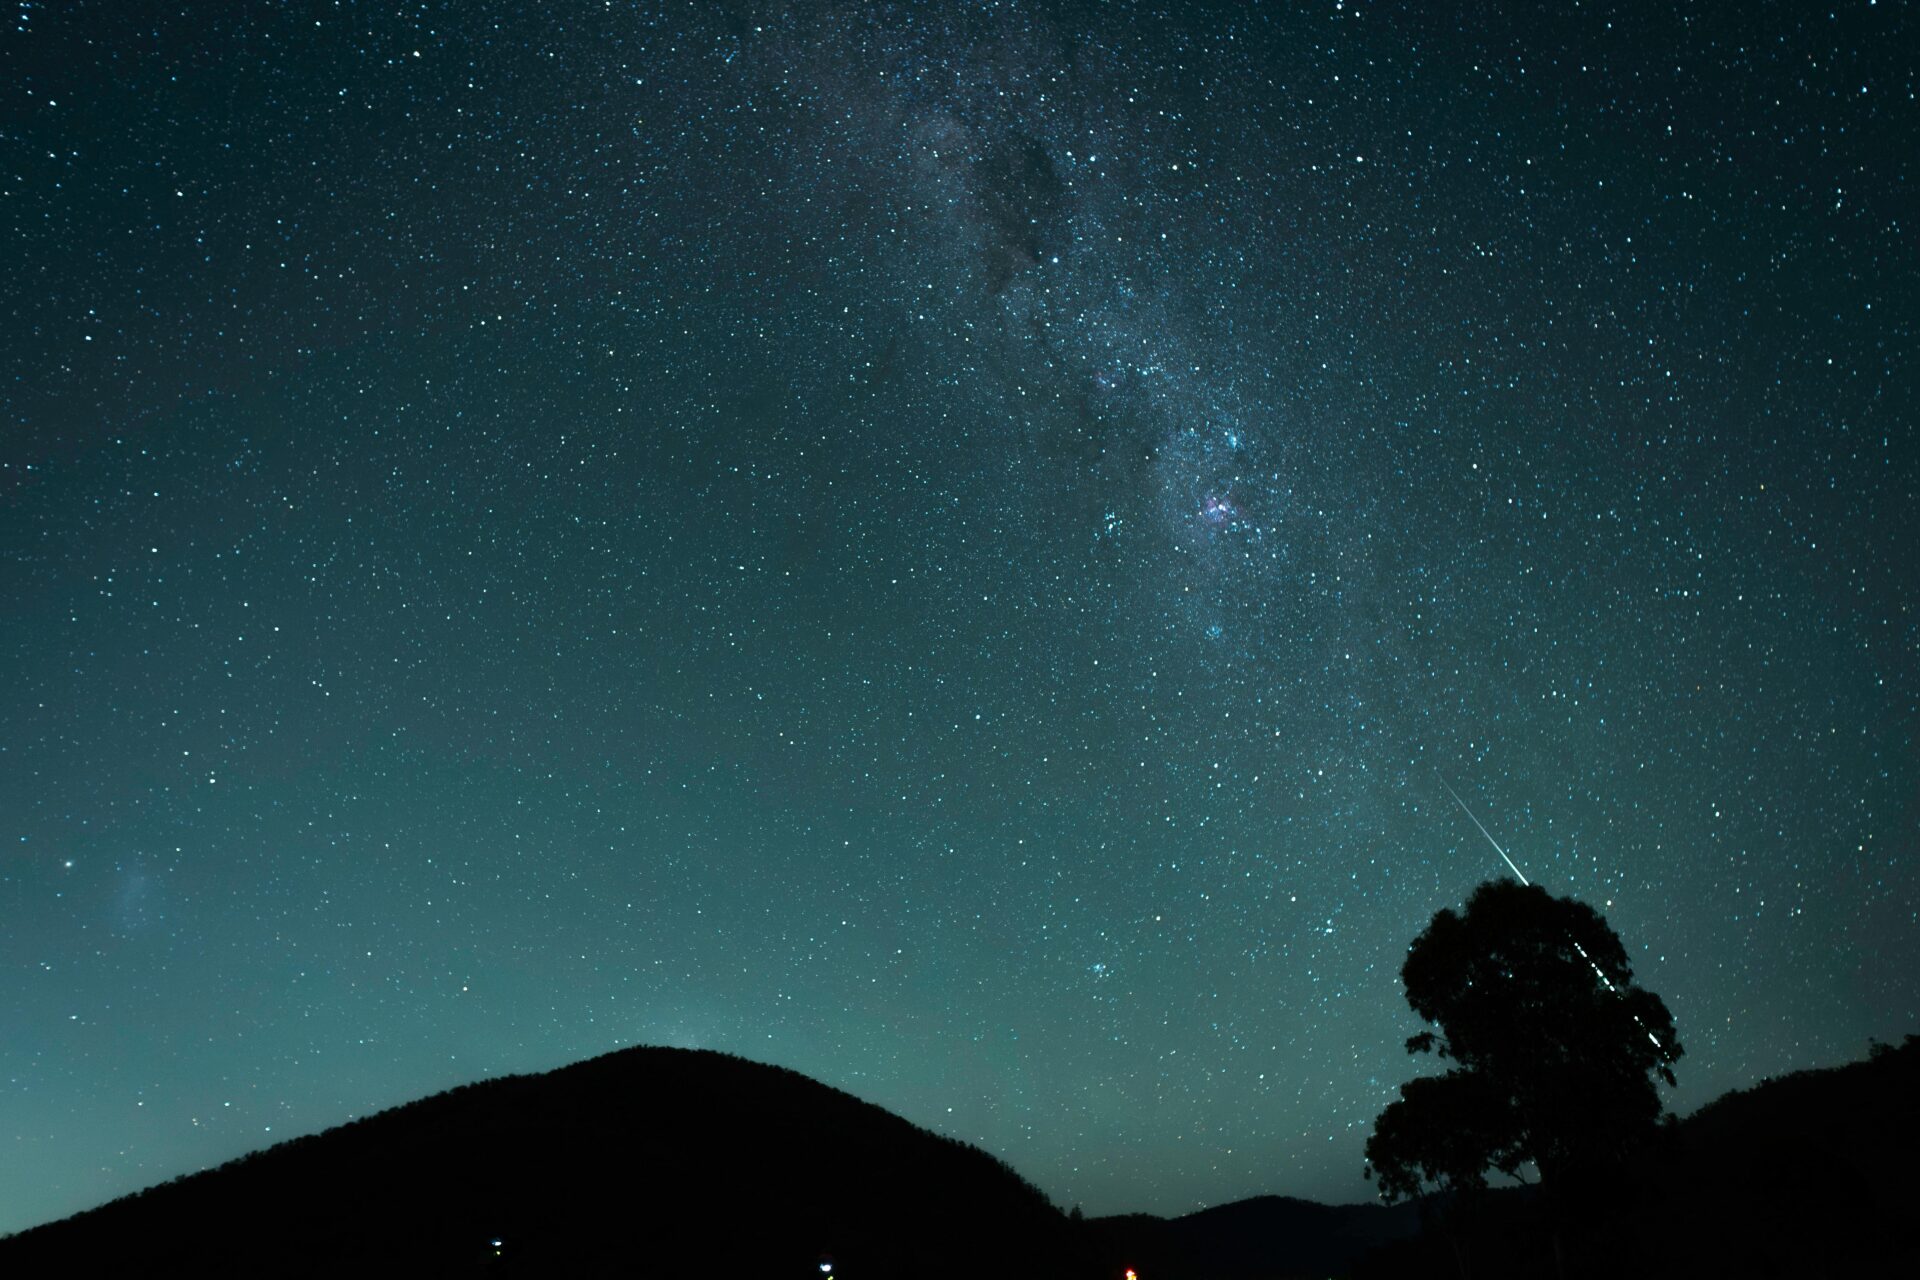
[1447,1225,1471,1280]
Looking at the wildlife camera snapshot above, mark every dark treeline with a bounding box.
[1351,1032,1920,1280]
[1079,1034,1920,1278]
[0,1046,1099,1278]
[5,1035,1916,1276]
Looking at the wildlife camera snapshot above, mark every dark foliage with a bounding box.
[1354,1033,1920,1279]
[0,1046,1100,1278]
[1366,880,1682,1207]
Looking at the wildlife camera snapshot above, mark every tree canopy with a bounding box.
[1366,879,1682,1204]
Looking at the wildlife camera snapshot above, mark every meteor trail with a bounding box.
[1437,772,1668,1053]
[1440,775,1530,885]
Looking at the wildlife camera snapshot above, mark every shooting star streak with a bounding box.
[1441,776,1530,886]
[1438,773,1668,1054]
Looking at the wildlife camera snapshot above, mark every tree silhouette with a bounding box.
[1366,880,1682,1210]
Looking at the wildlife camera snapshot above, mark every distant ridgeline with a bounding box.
[6,1037,1916,1278]
[0,1047,1089,1278]
[1347,1033,1920,1280]
[1646,1032,1920,1277]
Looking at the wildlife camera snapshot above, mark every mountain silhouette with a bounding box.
[1637,1032,1920,1277]
[0,1046,1093,1277]
[8,1036,1915,1277]
[1090,1194,1427,1278]
[1352,1033,1920,1278]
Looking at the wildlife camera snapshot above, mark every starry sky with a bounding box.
[3,0,1915,1236]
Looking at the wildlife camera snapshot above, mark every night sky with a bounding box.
[4,0,1915,1236]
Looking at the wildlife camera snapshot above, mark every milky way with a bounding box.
[3,1,1914,1232]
